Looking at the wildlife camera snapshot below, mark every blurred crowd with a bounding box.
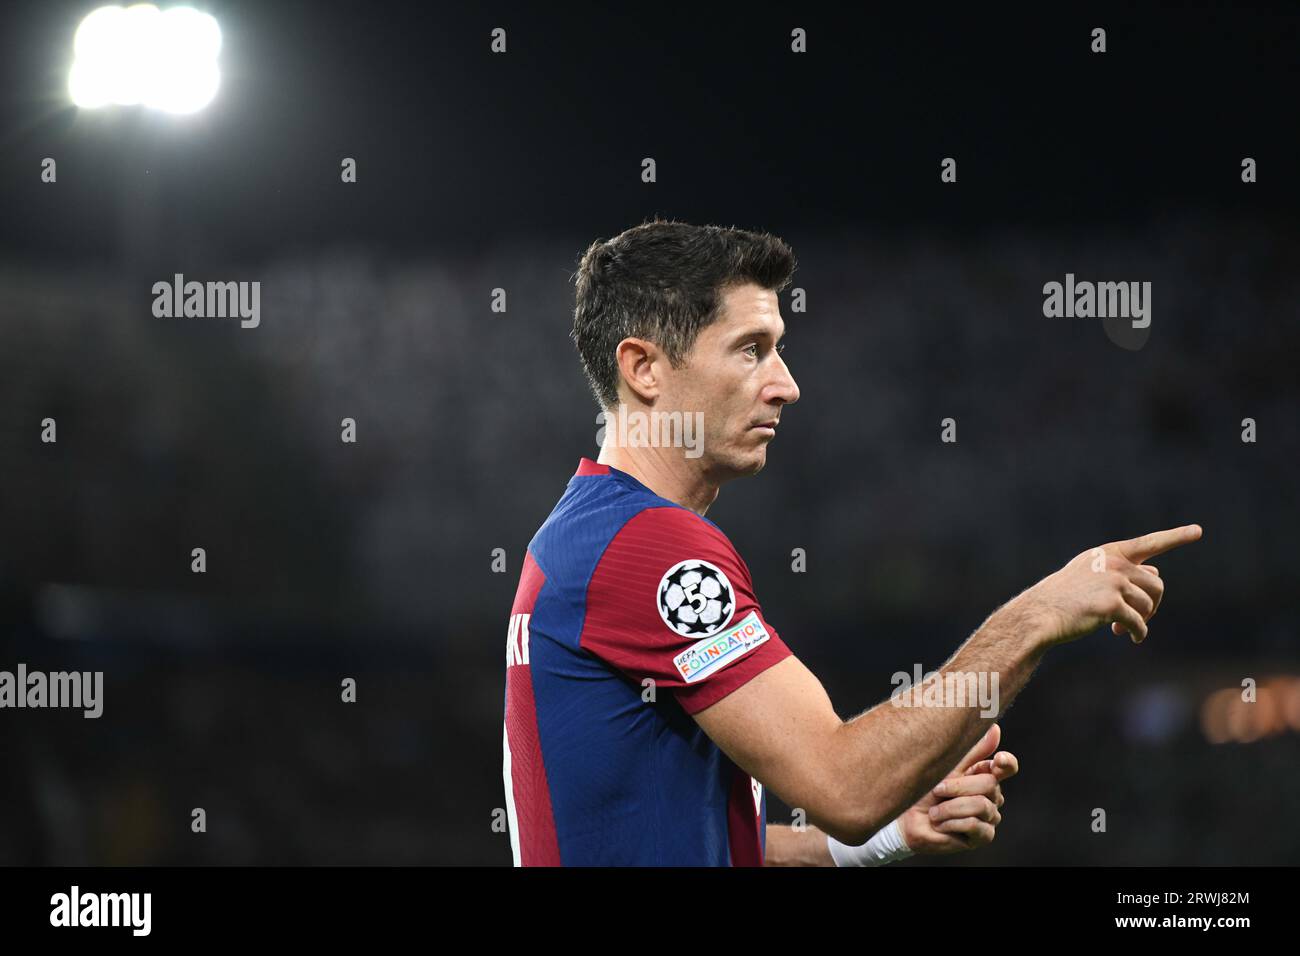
[1,217,1297,863]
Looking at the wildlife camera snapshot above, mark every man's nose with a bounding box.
[769,353,800,405]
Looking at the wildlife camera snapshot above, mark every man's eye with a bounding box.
[743,343,759,358]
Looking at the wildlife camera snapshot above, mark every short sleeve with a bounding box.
[579,505,792,714]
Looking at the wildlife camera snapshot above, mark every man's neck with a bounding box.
[596,442,720,516]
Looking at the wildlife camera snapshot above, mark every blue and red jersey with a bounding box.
[502,458,793,865]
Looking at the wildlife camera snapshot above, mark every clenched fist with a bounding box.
[1017,524,1202,646]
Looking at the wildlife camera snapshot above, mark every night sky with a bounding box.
[2,2,1296,262]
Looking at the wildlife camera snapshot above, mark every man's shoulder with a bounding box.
[607,502,733,552]
[549,475,732,553]
[528,467,737,590]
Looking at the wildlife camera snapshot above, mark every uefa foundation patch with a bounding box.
[672,611,770,683]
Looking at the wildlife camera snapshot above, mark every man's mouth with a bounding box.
[750,420,779,436]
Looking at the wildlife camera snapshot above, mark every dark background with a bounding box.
[1,1,1297,864]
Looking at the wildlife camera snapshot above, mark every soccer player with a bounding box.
[501,219,1202,866]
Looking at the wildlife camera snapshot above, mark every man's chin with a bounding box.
[699,437,771,482]
[722,446,768,479]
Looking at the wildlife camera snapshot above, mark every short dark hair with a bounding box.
[570,218,797,409]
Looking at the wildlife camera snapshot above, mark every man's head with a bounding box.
[571,219,801,480]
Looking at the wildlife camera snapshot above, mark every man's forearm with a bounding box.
[764,823,834,866]
[827,593,1049,843]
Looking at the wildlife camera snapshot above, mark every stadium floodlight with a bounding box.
[68,4,222,114]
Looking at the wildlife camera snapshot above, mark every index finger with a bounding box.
[1119,524,1202,562]
[934,772,999,798]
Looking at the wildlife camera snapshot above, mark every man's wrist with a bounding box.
[827,818,914,867]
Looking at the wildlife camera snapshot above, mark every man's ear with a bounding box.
[614,337,663,404]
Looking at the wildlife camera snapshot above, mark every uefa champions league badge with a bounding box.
[659,559,770,684]
[657,559,736,637]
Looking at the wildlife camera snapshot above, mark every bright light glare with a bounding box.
[68,4,222,114]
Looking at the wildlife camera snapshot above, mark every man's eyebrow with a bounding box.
[729,326,783,345]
